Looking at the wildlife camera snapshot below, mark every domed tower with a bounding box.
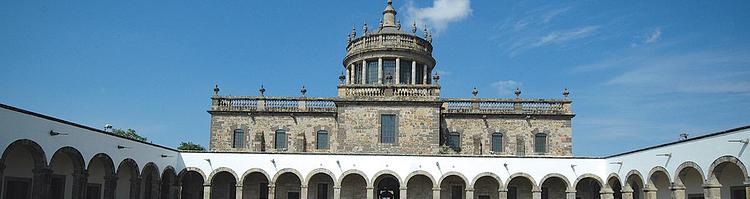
[339,0,439,100]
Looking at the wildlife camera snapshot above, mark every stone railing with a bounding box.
[346,33,432,57]
[211,96,336,113]
[442,98,572,115]
[337,84,441,100]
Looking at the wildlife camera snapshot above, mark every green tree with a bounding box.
[112,128,148,142]
[178,142,206,151]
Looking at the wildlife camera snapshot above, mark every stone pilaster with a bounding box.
[333,186,341,199]
[643,186,657,199]
[367,186,374,199]
[203,184,211,199]
[235,185,243,199]
[702,183,721,199]
[670,184,685,199]
[301,185,308,199]
[620,186,634,199]
[465,188,474,199]
[432,187,441,199]
[130,177,142,199]
[72,170,89,199]
[400,186,407,199]
[532,188,542,199]
[31,167,52,199]
[566,190,576,199]
[600,187,614,199]
[498,188,507,199]
[268,184,276,199]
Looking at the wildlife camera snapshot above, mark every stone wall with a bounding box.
[335,102,441,154]
[441,115,573,156]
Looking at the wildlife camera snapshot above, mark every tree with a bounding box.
[178,142,206,151]
[112,128,148,142]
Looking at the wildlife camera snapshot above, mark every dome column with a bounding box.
[422,64,428,84]
[395,57,400,83]
[378,58,383,84]
[411,61,417,85]
[362,60,367,84]
[346,65,351,84]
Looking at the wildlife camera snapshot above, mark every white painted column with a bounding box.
[400,187,407,199]
[670,185,685,199]
[498,188,508,199]
[378,58,383,84]
[566,190,577,199]
[367,187,374,199]
[203,185,211,199]
[362,60,367,84]
[532,189,542,199]
[620,186,634,199]
[643,187,657,199]
[702,183,721,199]
[465,188,474,199]
[268,184,276,199]
[236,185,243,199]
[411,61,417,85]
[333,186,341,199]
[432,187,441,199]
[600,187,614,199]
[301,185,308,199]
[395,57,400,84]
[422,64,428,85]
[345,66,351,85]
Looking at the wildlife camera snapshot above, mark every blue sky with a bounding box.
[1,0,749,156]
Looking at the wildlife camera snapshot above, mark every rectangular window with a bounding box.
[380,114,396,143]
[399,60,412,84]
[316,130,329,149]
[535,134,547,154]
[233,129,245,148]
[317,184,328,199]
[415,64,424,84]
[491,133,503,153]
[353,63,363,84]
[448,132,461,151]
[366,61,379,84]
[383,59,396,83]
[275,130,287,150]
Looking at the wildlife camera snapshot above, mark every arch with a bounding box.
[438,171,470,188]
[471,172,503,189]
[646,166,671,186]
[272,168,305,185]
[305,168,337,187]
[50,146,86,171]
[87,153,115,175]
[405,170,437,188]
[369,169,403,188]
[606,173,623,199]
[178,167,207,182]
[0,139,47,168]
[142,162,162,180]
[606,173,621,185]
[673,161,706,185]
[505,172,538,189]
[338,169,370,186]
[573,174,605,189]
[540,173,572,190]
[160,166,178,199]
[208,167,240,184]
[707,155,749,183]
[625,169,644,187]
[240,168,271,186]
[162,166,177,178]
[117,158,140,176]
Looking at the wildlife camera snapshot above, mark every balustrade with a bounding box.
[346,33,432,57]
[211,97,336,113]
[443,99,572,115]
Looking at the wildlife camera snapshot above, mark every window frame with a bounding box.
[316,130,329,149]
[275,130,287,150]
[382,59,397,84]
[366,60,379,84]
[232,129,245,148]
[534,133,548,154]
[380,114,397,144]
[399,60,412,84]
[491,132,503,153]
[448,132,461,152]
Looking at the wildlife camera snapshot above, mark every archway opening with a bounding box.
[406,174,432,199]
[49,147,85,199]
[474,176,500,199]
[575,177,601,199]
[607,177,622,199]
[275,172,301,199]
[160,168,177,199]
[541,176,567,199]
[374,174,400,199]
[141,163,160,199]
[180,170,204,199]
[626,174,644,199]
[648,170,670,199]
[242,172,269,199]
[87,154,115,199]
[341,173,367,199]
[308,173,334,199]
[116,159,139,199]
[712,162,747,199]
[0,140,47,199]
[440,175,466,199]
[507,176,533,199]
[676,166,704,198]
[211,171,237,199]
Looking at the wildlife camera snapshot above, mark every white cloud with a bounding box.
[534,26,599,47]
[491,80,521,96]
[644,27,662,43]
[406,0,472,34]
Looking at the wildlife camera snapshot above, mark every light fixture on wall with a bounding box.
[609,161,623,165]
[49,130,68,136]
[728,139,749,144]
[161,154,173,158]
[117,145,130,149]
[656,153,671,157]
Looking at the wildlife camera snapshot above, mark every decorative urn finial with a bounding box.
[259,85,266,96]
[351,25,357,38]
[472,87,479,97]
[300,85,307,97]
[363,21,368,35]
[338,72,346,84]
[514,87,522,98]
[563,88,570,99]
[397,19,401,30]
[412,20,417,33]
[213,84,220,96]
[432,73,440,84]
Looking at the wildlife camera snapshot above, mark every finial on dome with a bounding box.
[412,20,417,33]
[351,25,357,38]
[363,21,368,35]
[382,0,397,28]
[213,84,220,96]
[379,18,384,30]
[397,19,401,30]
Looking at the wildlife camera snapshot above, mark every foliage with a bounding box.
[178,142,206,151]
[112,128,148,142]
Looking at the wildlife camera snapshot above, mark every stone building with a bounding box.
[208,0,573,157]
